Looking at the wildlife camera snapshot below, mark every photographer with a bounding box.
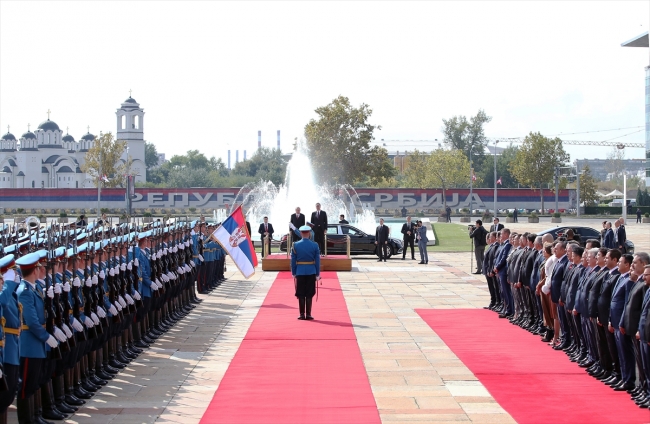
[469,219,488,274]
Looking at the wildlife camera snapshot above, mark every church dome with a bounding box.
[62,134,75,142]
[37,120,60,132]
[21,131,36,140]
[81,132,95,141]
[124,97,138,104]
[1,132,16,141]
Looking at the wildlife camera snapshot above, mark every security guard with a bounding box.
[291,225,321,320]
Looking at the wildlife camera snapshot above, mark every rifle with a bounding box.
[60,225,76,349]
[45,227,63,359]
[71,231,87,342]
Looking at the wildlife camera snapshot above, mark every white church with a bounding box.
[0,96,147,189]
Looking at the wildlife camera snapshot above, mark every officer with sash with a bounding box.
[291,225,321,320]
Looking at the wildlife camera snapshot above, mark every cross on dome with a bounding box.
[47,109,51,120]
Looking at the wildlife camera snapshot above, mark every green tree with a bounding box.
[426,149,470,208]
[304,96,396,185]
[480,143,519,188]
[579,165,599,206]
[232,147,287,186]
[81,132,127,188]
[403,149,429,189]
[605,146,625,179]
[442,109,492,170]
[510,132,569,211]
[145,142,159,170]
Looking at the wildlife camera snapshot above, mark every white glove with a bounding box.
[163,248,168,255]
[118,296,127,308]
[157,280,164,288]
[198,254,204,262]
[90,312,100,325]
[127,262,132,271]
[125,294,134,305]
[133,291,141,301]
[63,282,71,292]
[161,274,169,282]
[62,324,73,338]
[134,258,139,267]
[109,268,115,277]
[53,327,67,342]
[84,316,94,328]
[173,246,178,253]
[72,277,81,287]
[99,270,105,279]
[85,278,92,287]
[115,302,122,311]
[183,264,190,273]
[177,267,184,274]
[167,272,175,280]
[152,284,159,292]
[54,283,62,294]
[109,305,118,315]
[46,286,54,299]
[97,307,106,318]
[92,275,98,285]
[152,253,157,260]
[190,261,195,268]
[120,264,126,272]
[190,238,194,245]
[71,318,83,332]
[46,335,58,348]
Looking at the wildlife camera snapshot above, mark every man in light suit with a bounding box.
[310,203,328,255]
[290,207,305,245]
[375,218,390,262]
[416,220,428,265]
[258,217,274,257]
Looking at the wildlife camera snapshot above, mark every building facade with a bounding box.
[0,96,147,189]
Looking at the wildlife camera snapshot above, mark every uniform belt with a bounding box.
[297,261,315,265]
[69,309,73,315]
[0,340,4,347]
[21,324,46,330]
[4,327,20,335]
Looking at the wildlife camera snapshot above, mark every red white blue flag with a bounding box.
[210,205,258,278]
[496,176,502,185]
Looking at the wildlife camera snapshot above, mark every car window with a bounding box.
[327,226,339,235]
[344,227,361,235]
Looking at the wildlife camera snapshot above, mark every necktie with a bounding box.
[265,225,268,232]
[317,211,320,219]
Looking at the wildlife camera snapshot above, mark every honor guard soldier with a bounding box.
[291,225,321,320]
[16,251,60,424]
[0,253,19,424]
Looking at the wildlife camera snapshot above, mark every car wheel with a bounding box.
[385,246,394,259]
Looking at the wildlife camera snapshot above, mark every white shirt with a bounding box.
[542,255,557,295]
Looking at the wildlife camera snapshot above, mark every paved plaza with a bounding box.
[10,219,647,424]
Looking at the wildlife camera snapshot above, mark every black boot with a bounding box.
[34,389,55,423]
[298,298,305,320]
[41,382,67,420]
[17,396,32,424]
[306,297,314,320]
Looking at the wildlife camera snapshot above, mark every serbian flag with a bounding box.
[496,176,502,185]
[471,172,477,182]
[210,205,258,278]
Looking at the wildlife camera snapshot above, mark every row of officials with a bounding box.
[0,219,227,423]
[479,225,650,409]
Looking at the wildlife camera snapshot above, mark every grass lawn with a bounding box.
[428,223,474,252]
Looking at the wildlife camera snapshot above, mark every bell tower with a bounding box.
[116,92,146,182]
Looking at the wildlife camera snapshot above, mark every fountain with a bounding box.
[231,142,376,236]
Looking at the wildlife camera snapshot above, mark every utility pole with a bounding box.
[576,161,580,218]
[554,166,559,213]
[493,139,498,218]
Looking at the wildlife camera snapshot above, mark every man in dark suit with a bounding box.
[615,219,627,253]
[586,248,614,377]
[609,254,635,389]
[290,207,305,244]
[618,253,650,392]
[636,263,650,407]
[258,216,274,257]
[596,250,622,384]
[493,228,513,318]
[401,216,416,260]
[603,222,614,249]
[550,240,571,349]
[310,203,328,255]
[483,232,500,310]
[338,214,349,225]
[375,218,390,262]
[490,217,504,233]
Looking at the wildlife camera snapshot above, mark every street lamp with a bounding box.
[469,144,475,220]
[493,139,499,218]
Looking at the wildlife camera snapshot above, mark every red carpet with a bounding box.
[201,271,380,424]
[417,309,650,424]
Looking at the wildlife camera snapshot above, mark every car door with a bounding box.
[341,226,371,253]
[325,225,345,254]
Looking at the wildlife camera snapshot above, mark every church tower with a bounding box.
[116,93,146,182]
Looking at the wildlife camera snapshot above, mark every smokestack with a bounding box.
[277,130,280,150]
[258,130,261,149]
[228,150,231,169]
[244,150,247,161]
[236,150,239,164]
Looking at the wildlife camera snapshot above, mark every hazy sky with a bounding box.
[1,1,648,165]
